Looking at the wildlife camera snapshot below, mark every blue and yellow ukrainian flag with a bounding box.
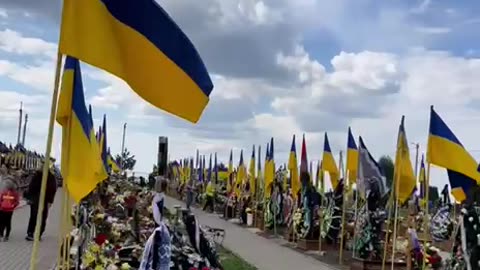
[59,0,214,123]
[202,155,206,182]
[257,145,262,194]
[323,132,340,190]
[227,150,233,193]
[264,142,271,197]
[393,116,416,204]
[264,138,275,197]
[427,106,480,202]
[418,154,426,198]
[288,135,299,199]
[236,150,246,197]
[189,158,194,183]
[56,56,100,203]
[88,106,108,182]
[346,127,358,185]
[214,153,218,184]
[107,151,120,173]
[249,145,256,196]
[198,155,204,183]
[207,154,212,183]
[96,126,101,145]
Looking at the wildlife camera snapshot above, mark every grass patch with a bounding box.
[219,247,257,270]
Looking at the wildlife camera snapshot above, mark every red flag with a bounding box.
[300,134,308,173]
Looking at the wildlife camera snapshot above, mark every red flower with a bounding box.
[95,234,108,245]
[202,267,210,270]
[428,254,441,265]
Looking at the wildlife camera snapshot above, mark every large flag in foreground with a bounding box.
[357,136,388,199]
[59,0,214,123]
[393,116,416,204]
[427,106,480,202]
[57,57,100,203]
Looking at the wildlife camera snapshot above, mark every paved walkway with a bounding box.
[0,190,62,270]
[165,196,341,270]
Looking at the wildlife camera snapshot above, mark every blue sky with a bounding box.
[1,0,480,191]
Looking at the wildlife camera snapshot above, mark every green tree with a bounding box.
[115,148,136,171]
[378,155,394,189]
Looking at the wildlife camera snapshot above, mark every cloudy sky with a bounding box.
[1,0,480,190]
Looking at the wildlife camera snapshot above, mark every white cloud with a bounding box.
[0,8,7,18]
[0,59,54,91]
[410,0,431,14]
[0,29,56,58]
[211,74,286,101]
[414,26,451,34]
[277,45,325,84]
[0,90,46,118]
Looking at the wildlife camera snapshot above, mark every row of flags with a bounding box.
[175,153,221,186]
[176,106,480,206]
[0,149,44,171]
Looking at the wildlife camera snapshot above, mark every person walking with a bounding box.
[24,164,57,241]
[185,181,194,210]
[0,176,20,241]
[203,181,215,212]
[152,177,167,226]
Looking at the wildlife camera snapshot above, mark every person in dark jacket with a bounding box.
[24,165,57,241]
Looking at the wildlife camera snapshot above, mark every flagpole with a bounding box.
[29,52,63,270]
[57,105,74,270]
[56,188,67,268]
[66,196,73,268]
[390,157,402,270]
[318,169,324,253]
[273,170,277,237]
[339,151,347,264]
[421,163,431,270]
[352,186,359,258]
[381,196,394,270]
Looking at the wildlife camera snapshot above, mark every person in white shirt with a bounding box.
[152,177,167,226]
[140,177,171,270]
